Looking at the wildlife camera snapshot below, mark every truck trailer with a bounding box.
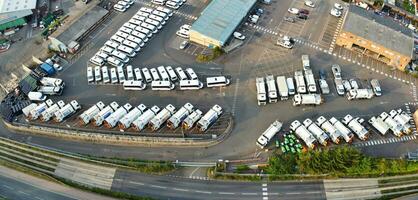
[303,118,329,146]
[293,94,323,106]
[301,55,310,71]
[290,120,317,149]
[182,109,203,130]
[40,100,66,122]
[342,114,369,141]
[329,117,354,143]
[266,75,278,103]
[93,102,119,127]
[347,89,374,100]
[380,112,403,137]
[40,77,65,87]
[368,116,390,135]
[276,76,288,100]
[167,103,194,129]
[197,105,223,132]
[104,103,132,128]
[54,100,81,122]
[256,120,283,148]
[294,71,306,94]
[22,103,37,118]
[256,77,267,105]
[316,116,341,144]
[29,99,54,120]
[304,69,317,93]
[118,104,147,129]
[132,106,160,131]
[149,104,176,131]
[79,101,106,125]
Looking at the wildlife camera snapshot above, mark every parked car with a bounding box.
[233,32,246,40]
[349,79,359,89]
[284,16,295,23]
[334,3,343,10]
[299,9,310,15]
[297,13,308,20]
[330,8,342,17]
[179,40,189,49]
[342,80,352,91]
[288,8,299,14]
[304,0,315,7]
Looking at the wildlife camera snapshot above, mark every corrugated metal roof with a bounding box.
[191,0,257,46]
[342,5,414,57]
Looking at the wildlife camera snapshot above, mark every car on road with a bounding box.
[284,16,295,23]
[288,8,299,14]
[304,0,315,7]
[179,40,189,49]
[299,9,310,15]
[233,32,246,40]
[334,3,343,10]
[330,8,342,17]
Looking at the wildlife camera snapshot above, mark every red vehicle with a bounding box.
[299,9,310,15]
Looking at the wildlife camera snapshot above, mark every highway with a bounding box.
[111,169,326,200]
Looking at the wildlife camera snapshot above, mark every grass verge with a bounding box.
[0,159,60,184]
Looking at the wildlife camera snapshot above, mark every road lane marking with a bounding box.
[18,191,29,195]
[241,192,257,195]
[219,192,235,195]
[286,192,301,194]
[306,191,321,194]
[262,183,267,187]
[129,181,144,185]
[2,185,13,189]
[263,192,268,195]
[35,197,44,200]
[263,188,268,191]
[194,190,212,194]
[173,188,189,192]
[150,185,167,189]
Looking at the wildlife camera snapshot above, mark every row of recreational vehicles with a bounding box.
[256,108,413,149]
[78,102,223,132]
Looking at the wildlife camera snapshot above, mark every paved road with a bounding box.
[0,174,75,200]
[111,169,326,200]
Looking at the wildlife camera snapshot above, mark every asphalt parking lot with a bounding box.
[4,0,417,161]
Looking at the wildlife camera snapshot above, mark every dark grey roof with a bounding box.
[191,0,257,46]
[342,5,414,57]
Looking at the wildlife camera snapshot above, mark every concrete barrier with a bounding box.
[4,115,233,147]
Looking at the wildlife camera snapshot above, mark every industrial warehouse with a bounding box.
[189,0,257,47]
[336,5,414,71]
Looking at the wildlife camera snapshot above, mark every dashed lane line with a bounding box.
[173,188,189,192]
[219,192,235,195]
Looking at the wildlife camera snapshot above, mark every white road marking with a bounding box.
[173,188,189,192]
[2,185,13,189]
[129,181,144,185]
[241,192,257,195]
[194,190,212,194]
[219,192,235,195]
[150,185,167,189]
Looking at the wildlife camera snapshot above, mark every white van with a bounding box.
[166,1,180,9]
[87,67,94,82]
[166,66,178,82]
[185,68,198,80]
[131,30,149,43]
[140,7,154,14]
[151,81,175,90]
[117,45,136,57]
[90,56,105,66]
[123,40,141,52]
[150,68,160,81]
[152,0,166,6]
[115,31,129,38]
[101,46,114,54]
[118,1,130,8]
[102,66,110,83]
[119,27,133,35]
[286,77,296,95]
[149,14,165,25]
[111,50,130,63]
[110,68,118,83]
[105,40,120,49]
[157,66,170,81]
[132,15,146,22]
[145,18,162,30]
[152,10,169,21]
[126,35,145,47]
[126,65,134,81]
[114,4,127,12]
[117,66,126,83]
[156,6,173,17]
[94,66,102,82]
[135,26,152,38]
[28,91,47,102]
[175,67,188,80]
[176,29,189,39]
[129,19,142,26]
[140,22,158,34]
[122,0,134,6]
[123,22,137,30]
[134,68,143,81]
[96,51,109,61]
[107,56,124,68]
[111,35,125,43]
[141,68,152,83]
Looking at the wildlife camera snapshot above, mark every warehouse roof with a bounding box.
[191,0,257,46]
[342,5,413,57]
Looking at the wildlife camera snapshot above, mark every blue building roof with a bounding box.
[191,0,257,46]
